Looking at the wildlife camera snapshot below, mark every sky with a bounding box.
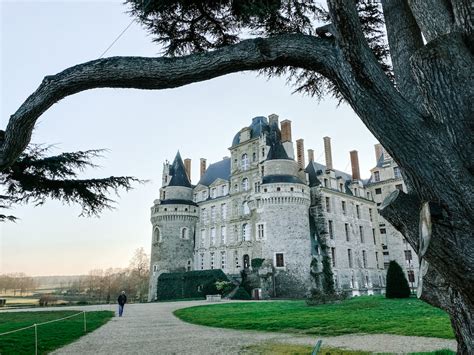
[0,0,380,276]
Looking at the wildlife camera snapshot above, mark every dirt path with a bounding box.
[6,301,456,354]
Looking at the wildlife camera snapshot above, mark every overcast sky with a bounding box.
[1,0,380,276]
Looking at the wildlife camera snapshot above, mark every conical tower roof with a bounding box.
[168,151,192,188]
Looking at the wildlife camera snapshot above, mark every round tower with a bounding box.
[148,152,199,301]
[259,123,312,298]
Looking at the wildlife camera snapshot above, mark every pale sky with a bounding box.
[0,0,379,276]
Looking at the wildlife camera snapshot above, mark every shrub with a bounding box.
[251,258,265,268]
[215,281,234,296]
[386,260,411,298]
[306,289,349,306]
[39,294,58,307]
[231,286,251,300]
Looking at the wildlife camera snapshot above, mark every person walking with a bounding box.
[117,291,127,317]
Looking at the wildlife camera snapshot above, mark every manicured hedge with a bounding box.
[157,269,229,301]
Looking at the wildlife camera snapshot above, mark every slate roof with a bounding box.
[197,158,231,186]
[168,151,192,188]
[305,161,354,193]
[231,116,270,146]
[262,175,305,185]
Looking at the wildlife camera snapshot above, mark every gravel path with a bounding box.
[4,301,457,354]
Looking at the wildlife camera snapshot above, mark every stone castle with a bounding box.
[148,115,419,301]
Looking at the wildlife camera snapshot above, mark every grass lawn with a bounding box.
[174,296,454,339]
[0,310,114,354]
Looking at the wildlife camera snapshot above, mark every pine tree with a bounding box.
[385,261,411,299]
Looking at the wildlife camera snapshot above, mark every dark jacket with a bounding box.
[118,294,127,306]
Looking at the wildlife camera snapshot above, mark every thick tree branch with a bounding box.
[408,0,454,42]
[381,0,426,113]
[0,34,336,171]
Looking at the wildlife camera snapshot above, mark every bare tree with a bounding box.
[0,1,472,351]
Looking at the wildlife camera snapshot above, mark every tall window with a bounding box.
[235,251,240,268]
[339,183,344,192]
[241,154,249,171]
[369,208,373,221]
[153,264,158,273]
[350,271,355,288]
[254,182,261,192]
[181,227,188,239]
[331,247,336,267]
[221,251,226,269]
[275,253,285,267]
[372,228,376,244]
[221,203,227,219]
[252,152,257,162]
[242,178,249,191]
[341,201,346,215]
[356,205,361,219]
[243,254,250,268]
[404,250,413,261]
[242,223,250,241]
[211,206,216,222]
[257,223,265,240]
[362,250,367,268]
[201,190,207,200]
[345,223,350,241]
[375,251,379,268]
[374,171,380,182]
[211,188,217,198]
[210,227,216,246]
[359,226,364,243]
[328,220,334,239]
[348,249,353,268]
[220,226,226,245]
[324,178,329,187]
[394,166,401,179]
[325,197,331,212]
[242,201,250,215]
[220,184,226,195]
[201,208,207,224]
[210,252,215,269]
[154,227,161,242]
[407,270,415,283]
[200,253,204,270]
[200,229,206,247]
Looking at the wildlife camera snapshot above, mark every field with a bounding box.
[174,296,454,339]
[0,310,114,354]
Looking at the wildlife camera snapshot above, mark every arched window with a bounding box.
[241,178,249,191]
[242,223,250,241]
[181,227,189,239]
[243,254,250,269]
[154,227,161,242]
[241,154,249,171]
[242,201,250,215]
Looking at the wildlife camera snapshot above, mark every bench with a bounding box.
[206,295,222,302]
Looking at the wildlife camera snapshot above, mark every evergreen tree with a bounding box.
[385,260,411,299]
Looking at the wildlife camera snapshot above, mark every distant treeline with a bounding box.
[0,273,37,296]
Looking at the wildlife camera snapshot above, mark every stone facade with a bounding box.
[148,115,418,301]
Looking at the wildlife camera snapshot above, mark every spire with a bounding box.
[168,151,192,188]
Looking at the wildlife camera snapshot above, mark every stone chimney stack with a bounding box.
[323,136,333,170]
[200,158,207,178]
[308,149,314,163]
[184,158,191,181]
[280,120,292,142]
[350,150,361,181]
[296,139,305,168]
[268,113,279,126]
[374,143,384,163]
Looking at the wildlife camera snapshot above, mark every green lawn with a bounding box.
[174,296,454,339]
[0,310,114,354]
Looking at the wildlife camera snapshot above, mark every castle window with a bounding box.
[348,249,353,268]
[375,188,382,195]
[290,187,294,192]
[261,166,264,176]
[221,203,227,219]
[187,260,192,272]
[200,253,204,270]
[275,253,285,268]
[242,201,250,215]
[369,208,373,221]
[276,187,281,192]
[163,191,166,200]
[210,252,215,269]
[220,226,226,245]
[181,227,189,239]
[252,152,257,162]
[372,228,376,244]
[362,250,368,268]
[221,251,226,269]
[242,178,249,191]
[407,270,415,283]
[210,227,216,246]
[242,223,250,241]
[333,272,339,289]
[200,229,206,247]
[341,201,346,215]
[153,264,158,273]
[324,178,329,188]
[375,251,379,268]
[395,184,403,191]
[325,197,331,212]
[243,254,250,269]
[201,190,207,200]
[339,183,344,192]
[404,250,413,261]
[254,182,261,193]
[201,208,207,223]
[367,191,371,199]
[211,206,216,222]
[331,247,336,267]
[328,220,334,239]
[345,223,350,241]
[234,184,238,192]
[354,188,358,196]
[356,205,361,219]
[350,272,355,288]
[241,154,249,171]
[257,223,265,240]
[359,226,364,243]
[263,188,267,193]
[374,171,380,182]
[365,275,370,288]
[211,188,217,198]
[261,147,265,157]
[380,228,386,234]
[154,227,161,242]
[235,251,240,268]
[394,167,401,179]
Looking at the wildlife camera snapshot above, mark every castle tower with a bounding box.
[259,123,312,298]
[148,152,199,301]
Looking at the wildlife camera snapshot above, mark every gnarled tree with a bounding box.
[1,0,472,352]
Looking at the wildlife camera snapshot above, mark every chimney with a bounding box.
[296,139,305,168]
[184,158,191,180]
[374,143,383,163]
[280,120,292,142]
[268,113,279,126]
[308,149,314,163]
[350,150,361,181]
[323,136,333,170]
[200,158,207,178]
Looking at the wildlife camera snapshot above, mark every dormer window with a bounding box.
[201,190,207,200]
[241,154,249,171]
[374,171,380,182]
[211,188,217,198]
[394,167,401,179]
